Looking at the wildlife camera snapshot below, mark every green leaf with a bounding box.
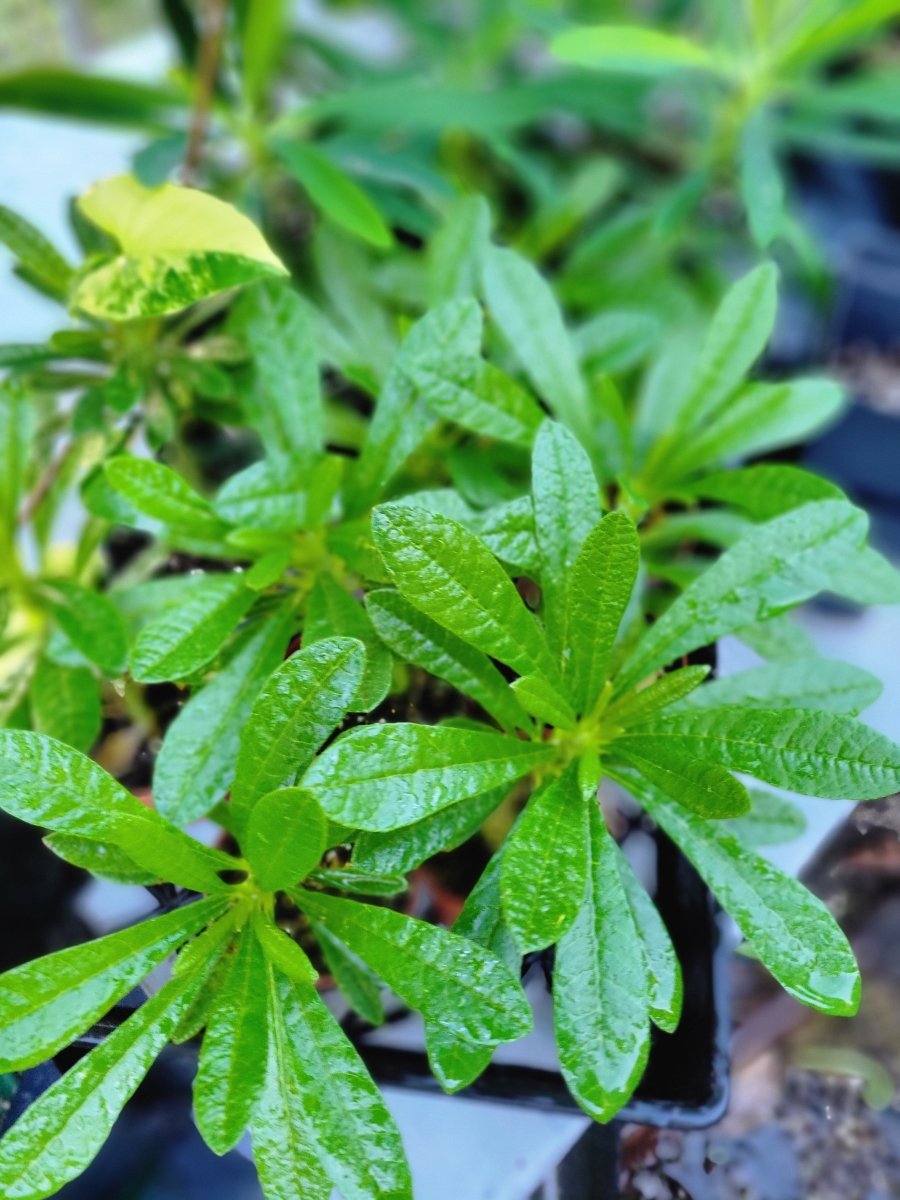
[372,504,559,685]
[195,927,269,1155]
[228,278,323,469]
[347,300,482,514]
[0,730,147,838]
[532,421,602,653]
[29,658,100,752]
[107,813,242,893]
[0,382,32,557]
[253,912,318,984]
[246,787,327,891]
[565,511,639,714]
[0,203,72,294]
[312,921,384,1025]
[153,604,295,826]
[614,849,682,1033]
[453,853,519,971]
[482,245,591,445]
[639,782,860,1015]
[270,969,412,1200]
[672,263,779,433]
[725,789,807,846]
[552,24,720,76]
[0,69,185,127]
[104,456,228,540]
[686,464,844,520]
[366,588,529,733]
[230,637,366,833]
[353,785,508,876]
[500,763,590,952]
[553,805,651,1121]
[43,580,129,676]
[297,890,532,1046]
[130,573,254,683]
[0,896,225,1072]
[239,0,285,110]
[605,665,710,727]
[511,673,577,731]
[677,657,882,716]
[740,109,786,249]
[659,378,844,482]
[43,832,158,885]
[424,1021,494,1094]
[0,956,215,1199]
[274,141,393,248]
[410,357,544,448]
[473,494,540,575]
[250,965,332,1200]
[737,612,817,661]
[305,575,392,712]
[613,739,751,817]
[615,501,869,693]
[626,705,900,800]
[302,722,551,831]
[428,195,492,303]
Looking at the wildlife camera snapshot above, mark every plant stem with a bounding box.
[182,0,229,185]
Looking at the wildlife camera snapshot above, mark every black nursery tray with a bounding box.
[348,828,732,1130]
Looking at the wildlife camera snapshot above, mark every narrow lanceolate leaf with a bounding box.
[367,589,529,733]
[428,194,491,303]
[482,245,592,445]
[246,788,327,891]
[625,706,900,801]
[0,962,213,1200]
[639,782,860,1016]
[250,966,332,1200]
[511,674,576,731]
[312,921,385,1026]
[740,109,785,249]
[106,814,242,893]
[501,764,590,952]
[347,300,482,515]
[614,850,682,1033]
[553,806,651,1121]
[253,912,318,984]
[305,574,392,712]
[104,456,228,540]
[0,896,226,1072]
[0,730,147,839]
[353,785,508,876]
[676,657,882,716]
[306,867,406,897]
[130,574,254,683]
[302,723,552,831]
[195,929,269,1155]
[410,357,544,448]
[676,262,779,430]
[612,740,751,818]
[273,141,393,248]
[659,378,844,482]
[229,277,323,469]
[0,203,72,293]
[565,511,639,714]
[605,665,710,727]
[551,24,719,76]
[531,420,602,653]
[29,659,100,753]
[43,833,158,886]
[153,604,295,826]
[273,971,413,1200]
[372,504,560,685]
[686,464,844,521]
[230,637,365,833]
[43,581,129,676]
[297,890,532,1047]
[615,501,869,693]
[725,790,806,847]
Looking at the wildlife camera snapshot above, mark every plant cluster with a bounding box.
[1,4,900,1199]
